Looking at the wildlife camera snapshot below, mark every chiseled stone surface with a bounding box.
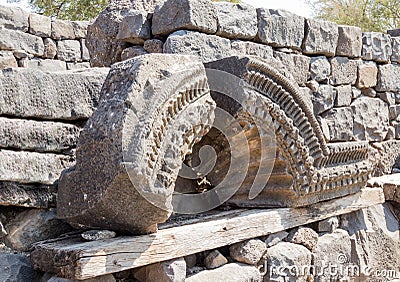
[215,2,257,40]
[231,40,273,59]
[0,28,44,57]
[29,13,51,37]
[335,85,352,107]
[186,263,261,282]
[274,51,310,86]
[376,64,400,92]
[230,239,267,265]
[352,97,389,142]
[134,258,186,282]
[164,30,232,63]
[309,56,331,82]
[116,10,150,44]
[43,38,57,59]
[51,19,75,40]
[330,57,357,86]
[257,8,304,50]
[152,0,218,36]
[312,84,336,115]
[57,40,82,62]
[303,18,339,56]
[321,107,354,141]
[0,117,80,152]
[362,32,392,63]
[0,150,75,185]
[336,25,362,58]
[0,5,29,31]
[0,68,108,120]
[0,51,17,69]
[357,61,377,89]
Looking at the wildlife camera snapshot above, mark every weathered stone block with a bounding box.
[81,39,90,61]
[257,8,304,50]
[321,107,354,141]
[0,254,36,281]
[152,0,218,36]
[392,37,400,63]
[362,32,392,63]
[4,209,71,251]
[231,40,273,59]
[379,92,396,106]
[303,19,338,56]
[0,51,17,69]
[144,39,164,53]
[0,5,29,31]
[352,97,389,141]
[230,239,266,265]
[51,20,75,40]
[0,150,75,185]
[376,64,400,92]
[357,61,377,89]
[215,2,257,40]
[265,231,289,247]
[0,117,79,152]
[330,57,357,85]
[0,27,44,56]
[72,21,89,39]
[318,216,339,233]
[46,274,116,282]
[309,56,330,82]
[43,38,57,59]
[204,250,228,269]
[25,58,67,72]
[335,84,352,107]
[361,88,376,98]
[186,263,260,282]
[288,227,318,251]
[134,258,186,282]
[116,10,150,44]
[389,105,400,121]
[81,230,116,241]
[57,40,81,62]
[0,68,108,120]
[312,84,336,114]
[336,25,362,58]
[29,13,51,37]
[274,52,310,86]
[164,30,232,63]
[67,62,90,70]
[121,46,147,61]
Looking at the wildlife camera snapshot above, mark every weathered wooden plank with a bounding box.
[31,188,385,280]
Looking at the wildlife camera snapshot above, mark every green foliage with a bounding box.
[307,0,400,32]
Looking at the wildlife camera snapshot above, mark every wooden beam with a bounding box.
[31,188,385,280]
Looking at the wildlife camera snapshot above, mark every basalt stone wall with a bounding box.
[0,5,90,71]
[88,0,400,176]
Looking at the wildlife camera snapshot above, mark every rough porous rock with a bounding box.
[0,117,79,152]
[274,52,310,86]
[231,40,273,59]
[0,150,75,185]
[265,242,312,282]
[215,2,257,40]
[0,27,44,56]
[312,84,336,115]
[57,40,81,62]
[362,32,392,63]
[72,21,89,39]
[0,5,29,31]
[144,39,164,53]
[265,231,289,247]
[186,263,261,282]
[321,107,354,141]
[330,57,357,86]
[4,209,71,251]
[134,258,186,282]
[24,58,67,72]
[51,20,75,40]
[357,61,377,89]
[303,19,338,56]
[336,25,362,58]
[57,55,215,233]
[204,250,228,269]
[288,227,318,251]
[67,62,90,70]
[29,13,51,37]
[376,64,400,92]
[392,37,400,63]
[45,274,116,282]
[116,10,150,44]
[361,87,376,98]
[43,38,57,59]
[81,39,90,61]
[318,216,339,233]
[0,51,17,69]
[335,85,352,107]
[352,97,389,141]
[184,254,197,268]
[230,239,266,265]
[0,68,108,120]
[0,254,37,281]
[152,0,218,36]
[164,30,232,63]
[81,230,116,241]
[257,8,304,50]
[309,56,331,82]
[121,46,147,61]
[379,92,396,106]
